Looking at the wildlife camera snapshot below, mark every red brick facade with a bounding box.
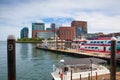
[59,26,76,41]
[71,21,87,27]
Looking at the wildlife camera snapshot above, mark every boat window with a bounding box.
[97,41,99,43]
[108,41,111,43]
[95,47,98,49]
[85,47,87,48]
[90,41,93,43]
[88,47,90,48]
[92,47,94,49]
[101,41,104,43]
[94,41,96,44]
[117,41,120,43]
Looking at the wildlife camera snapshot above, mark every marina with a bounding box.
[35,37,120,80]
[0,41,120,80]
[36,36,120,64]
[36,46,120,64]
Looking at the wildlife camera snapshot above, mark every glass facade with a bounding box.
[37,32,54,40]
[76,27,82,37]
[20,27,29,38]
[32,23,45,30]
[46,28,52,30]
[51,23,55,30]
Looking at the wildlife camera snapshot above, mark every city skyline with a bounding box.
[0,0,120,41]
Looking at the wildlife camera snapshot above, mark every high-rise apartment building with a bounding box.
[71,21,87,38]
[51,23,55,30]
[32,23,45,38]
[32,23,45,30]
[20,27,29,38]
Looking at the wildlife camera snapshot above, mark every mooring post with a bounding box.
[110,37,117,80]
[71,70,72,80]
[80,74,81,80]
[88,73,90,80]
[7,35,16,80]
[96,72,97,80]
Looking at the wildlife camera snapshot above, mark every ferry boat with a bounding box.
[78,37,120,54]
[51,58,110,80]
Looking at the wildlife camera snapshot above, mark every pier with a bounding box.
[36,46,120,63]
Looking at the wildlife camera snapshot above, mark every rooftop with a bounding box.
[60,58,107,66]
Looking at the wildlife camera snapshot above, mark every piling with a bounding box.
[88,73,90,80]
[71,70,72,80]
[110,37,117,80]
[96,72,97,80]
[80,74,81,80]
[7,35,16,80]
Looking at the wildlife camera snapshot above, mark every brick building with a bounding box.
[32,23,45,38]
[59,26,76,41]
[71,21,87,37]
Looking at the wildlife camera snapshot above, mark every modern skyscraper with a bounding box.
[46,28,52,30]
[51,23,55,30]
[32,23,45,38]
[32,23,45,30]
[71,21,87,38]
[20,27,29,38]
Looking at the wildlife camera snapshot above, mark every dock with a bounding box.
[36,46,120,63]
[36,46,120,64]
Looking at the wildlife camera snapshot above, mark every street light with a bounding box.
[90,59,93,80]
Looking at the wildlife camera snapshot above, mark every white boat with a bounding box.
[76,37,120,54]
[51,58,110,80]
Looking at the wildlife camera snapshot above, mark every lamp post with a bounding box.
[90,59,92,80]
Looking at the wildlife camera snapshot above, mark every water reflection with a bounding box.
[20,43,29,60]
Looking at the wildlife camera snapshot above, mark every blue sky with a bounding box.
[0,0,120,41]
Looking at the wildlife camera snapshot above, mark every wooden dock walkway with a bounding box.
[36,46,120,63]
[36,47,110,59]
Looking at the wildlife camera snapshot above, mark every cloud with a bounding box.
[0,0,120,40]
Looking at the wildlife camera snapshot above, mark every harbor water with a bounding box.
[0,42,75,80]
[0,41,120,80]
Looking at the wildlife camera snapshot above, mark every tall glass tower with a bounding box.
[20,27,29,38]
[32,23,45,30]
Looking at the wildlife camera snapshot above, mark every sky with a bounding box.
[0,0,120,41]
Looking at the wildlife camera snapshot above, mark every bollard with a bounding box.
[7,35,16,80]
[110,37,117,80]
[96,72,97,80]
[71,70,72,80]
[88,73,90,80]
[80,74,81,80]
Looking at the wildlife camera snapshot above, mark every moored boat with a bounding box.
[78,37,120,54]
[51,58,110,80]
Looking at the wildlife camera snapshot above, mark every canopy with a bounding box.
[60,58,107,66]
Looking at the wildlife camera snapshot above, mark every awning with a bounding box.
[60,58,107,66]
